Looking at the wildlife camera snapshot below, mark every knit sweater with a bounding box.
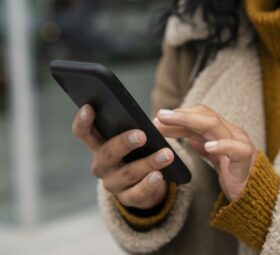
[246,0,280,161]
[98,1,280,254]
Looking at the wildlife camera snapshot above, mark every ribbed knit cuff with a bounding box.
[112,183,177,231]
[246,0,280,60]
[210,151,280,252]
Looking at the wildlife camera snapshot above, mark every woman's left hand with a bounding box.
[154,105,258,201]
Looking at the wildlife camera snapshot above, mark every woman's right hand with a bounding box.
[72,104,174,209]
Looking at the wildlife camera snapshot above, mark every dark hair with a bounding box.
[153,0,241,49]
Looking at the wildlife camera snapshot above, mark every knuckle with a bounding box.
[104,148,114,161]
[99,144,113,160]
[208,116,221,129]
[121,165,136,183]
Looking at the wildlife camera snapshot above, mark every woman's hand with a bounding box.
[72,104,174,209]
[154,105,258,201]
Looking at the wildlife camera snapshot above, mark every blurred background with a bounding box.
[0,0,168,254]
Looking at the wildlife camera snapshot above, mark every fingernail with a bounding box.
[148,172,162,185]
[205,141,218,150]
[153,117,160,125]
[80,107,88,120]
[128,131,140,144]
[158,109,174,117]
[155,149,171,164]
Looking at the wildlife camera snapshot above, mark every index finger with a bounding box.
[72,104,104,151]
[179,106,251,144]
[157,109,234,141]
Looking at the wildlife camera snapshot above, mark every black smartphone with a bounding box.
[50,60,191,184]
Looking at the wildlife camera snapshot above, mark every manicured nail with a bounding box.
[205,141,218,150]
[158,109,174,117]
[148,172,162,185]
[128,131,140,144]
[155,149,172,164]
[80,107,88,120]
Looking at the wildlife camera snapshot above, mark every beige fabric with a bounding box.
[151,42,196,116]
[97,7,280,255]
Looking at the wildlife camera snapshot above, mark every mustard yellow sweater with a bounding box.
[113,0,280,252]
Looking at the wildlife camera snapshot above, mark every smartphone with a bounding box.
[50,60,191,184]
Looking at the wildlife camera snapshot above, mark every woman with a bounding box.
[72,0,280,254]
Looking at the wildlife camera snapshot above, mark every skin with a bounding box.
[72,104,258,210]
[72,104,173,209]
[155,105,258,201]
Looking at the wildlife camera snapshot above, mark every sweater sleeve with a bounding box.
[210,151,280,252]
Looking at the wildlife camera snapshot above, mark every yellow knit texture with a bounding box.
[246,0,280,161]
[210,151,280,252]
